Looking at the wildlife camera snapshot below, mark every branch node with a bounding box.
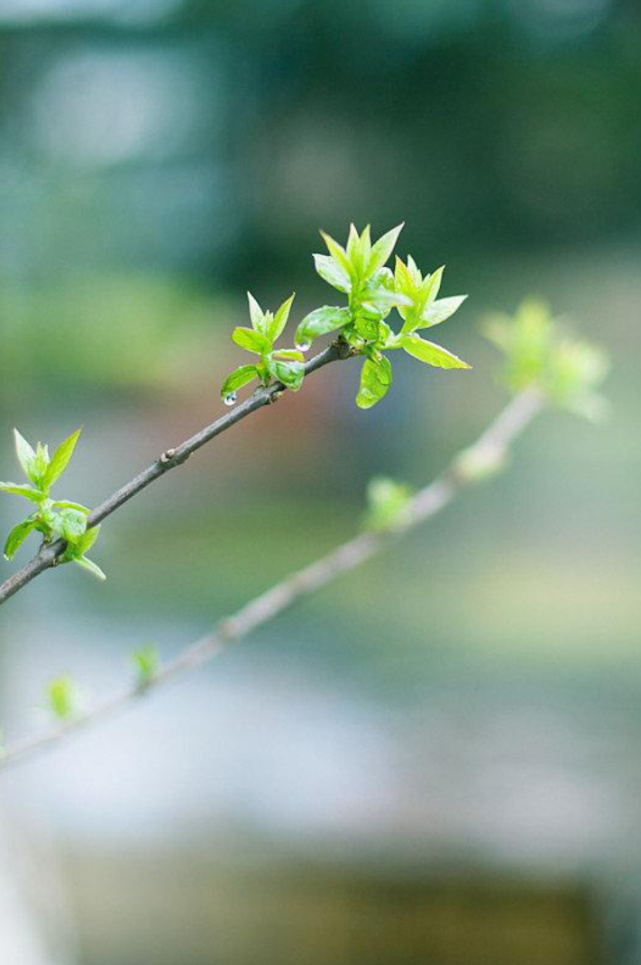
[160,448,176,465]
[333,338,352,360]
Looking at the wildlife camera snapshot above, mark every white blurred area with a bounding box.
[0,608,638,962]
[0,812,76,964]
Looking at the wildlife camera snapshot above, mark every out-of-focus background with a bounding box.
[0,0,640,962]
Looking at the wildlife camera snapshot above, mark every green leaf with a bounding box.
[354,315,381,341]
[74,556,107,581]
[43,427,82,489]
[247,292,265,333]
[268,293,296,342]
[0,482,46,503]
[320,231,353,278]
[131,645,159,687]
[296,306,351,345]
[394,256,417,294]
[53,508,88,543]
[53,500,91,513]
[221,364,259,399]
[420,265,444,305]
[272,349,305,362]
[402,335,470,369]
[32,443,50,488]
[269,359,305,392]
[4,518,36,560]
[46,676,80,721]
[313,254,351,293]
[346,224,371,278]
[356,355,393,409]
[232,326,271,355]
[13,429,36,483]
[366,223,404,277]
[73,524,101,557]
[418,295,468,329]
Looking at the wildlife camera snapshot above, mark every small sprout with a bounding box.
[485,300,609,419]
[46,675,82,722]
[1,427,104,577]
[221,292,304,403]
[64,524,106,581]
[131,645,160,689]
[364,477,413,532]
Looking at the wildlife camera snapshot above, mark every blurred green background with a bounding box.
[0,0,640,963]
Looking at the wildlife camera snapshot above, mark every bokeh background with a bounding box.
[0,0,640,962]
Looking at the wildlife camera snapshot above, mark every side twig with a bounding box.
[0,342,348,609]
[0,388,544,771]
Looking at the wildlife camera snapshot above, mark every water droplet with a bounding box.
[296,340,311,352]
[224,392,238,407]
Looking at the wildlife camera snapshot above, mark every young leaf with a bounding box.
[346,224,370,278]
[420,265,444,306]
[43,427,82,489]
[74,556,107,581]
[46,676,80,721]
[418,295,468,329]
[269,359,305,392]
[52,507,88,543]
[32,443,50,488]
[247,292,265,333]
[394,256,417,295]
[13,429,36,483]
[220,364,259,399]
[268,293,296,342]
[53,501,91,514]
[320,231,353,278]
[0,483,46,503]
[406,255,422,285]
[356,355,393,409]
[313,254,351,293]
[366,223,404,278]
[402,335,470,369]
[232,327,271,355]
[73,524,101,557]
[296,306,351,345]
[272,349,305,362]
[4,518,36,560]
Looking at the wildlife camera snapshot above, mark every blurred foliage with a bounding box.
[485,300,610,419]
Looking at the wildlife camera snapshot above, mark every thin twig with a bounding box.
[0,388,544,771]
[0,342,348,609]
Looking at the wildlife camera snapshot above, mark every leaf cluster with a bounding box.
[0,429,105,579]
[221,224,470,409]
[298,224,470,408]
[485,300,610,420]
[220,293,305,402]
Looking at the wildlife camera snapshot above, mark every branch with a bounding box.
[0,388,544,771]
[0,342,349,609]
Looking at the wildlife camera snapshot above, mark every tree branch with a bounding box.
[0,388,544,771]
[0,342,349,609]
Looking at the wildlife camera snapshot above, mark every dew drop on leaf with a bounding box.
[224,392,238,407]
